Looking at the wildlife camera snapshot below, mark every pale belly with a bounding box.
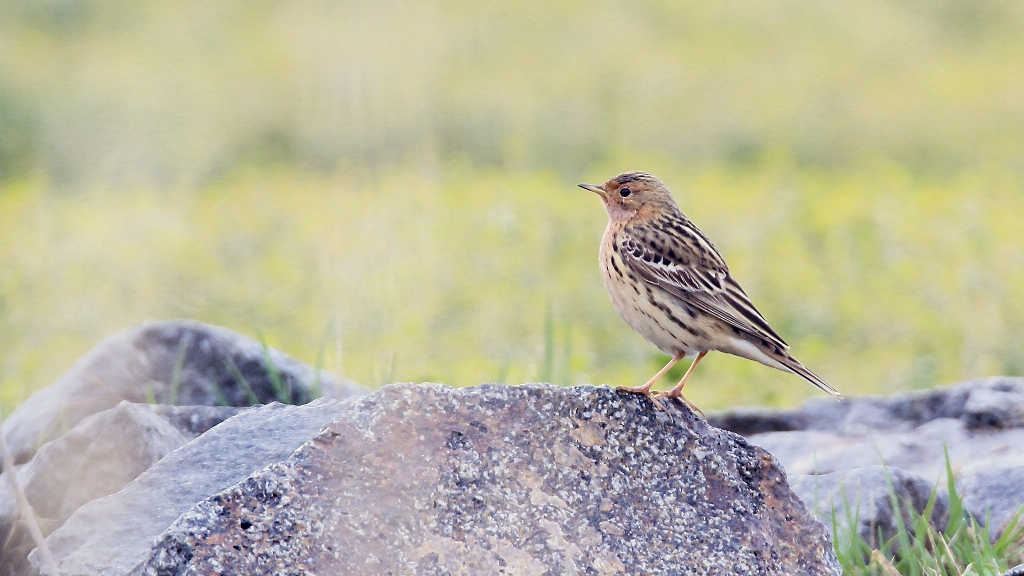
[599,246,709,357]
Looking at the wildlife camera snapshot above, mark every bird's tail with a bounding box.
[779,354,843,400]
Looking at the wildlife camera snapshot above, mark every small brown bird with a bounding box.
[579,171,842,413]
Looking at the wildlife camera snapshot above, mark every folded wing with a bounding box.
[619,231,790,350]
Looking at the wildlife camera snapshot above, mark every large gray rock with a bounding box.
[129,384,839,576]
[0,403,188,576]
[31,399,347,576]
[2,320,368,466]
[790,466,949,549]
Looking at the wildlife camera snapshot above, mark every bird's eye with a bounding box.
[619,187,632,198]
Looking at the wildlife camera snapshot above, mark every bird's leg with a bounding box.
[617,353,684,395]
[656,351,707,396]
[653,351,707,417]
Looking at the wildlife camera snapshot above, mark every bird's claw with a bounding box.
[615,386,667,411]
[650,391,705,418]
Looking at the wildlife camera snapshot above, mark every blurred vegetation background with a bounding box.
[2,0,1023,413]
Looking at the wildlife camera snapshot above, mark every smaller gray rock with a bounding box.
[713,377,1024,555]
[143,404,248,439]
[960,379,1024,429]
[2,320,368,467]
[712,377,1024,437]
[706,406,806,435]
[749,410,1024,481]
[746,429,870,476]
[790,465,949,549]
[747,422,970,478]
[0,403,187,576]
[958,458,1024,539]
[1002,563,1024,576]
[32,399,347,576]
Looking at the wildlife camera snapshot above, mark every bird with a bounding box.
[578,171,842,414]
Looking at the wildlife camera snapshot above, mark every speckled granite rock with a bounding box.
[129,384,839,576]
[0,403,188,576]
[30,400,346,576]
[2,320,368,467]
[790,466,949,548]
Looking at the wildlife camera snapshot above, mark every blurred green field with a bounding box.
[3,160,1023,413]
[2,0,1024,413]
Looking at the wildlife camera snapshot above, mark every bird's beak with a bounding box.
[578,183,606,196]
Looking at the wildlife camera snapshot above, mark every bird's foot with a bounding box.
[615,385,667,411]
[616,383,654,394]
[651,390,705,418]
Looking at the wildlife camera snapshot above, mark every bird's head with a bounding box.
[578,171,679,222]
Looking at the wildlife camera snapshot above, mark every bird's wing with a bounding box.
[619,231,790,349]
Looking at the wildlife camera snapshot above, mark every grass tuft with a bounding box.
[832,452,1024,575]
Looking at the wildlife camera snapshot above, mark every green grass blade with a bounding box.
[223,356,260,406]
[257,331,292,404]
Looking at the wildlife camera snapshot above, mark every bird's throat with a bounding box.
[603,200,637,223]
